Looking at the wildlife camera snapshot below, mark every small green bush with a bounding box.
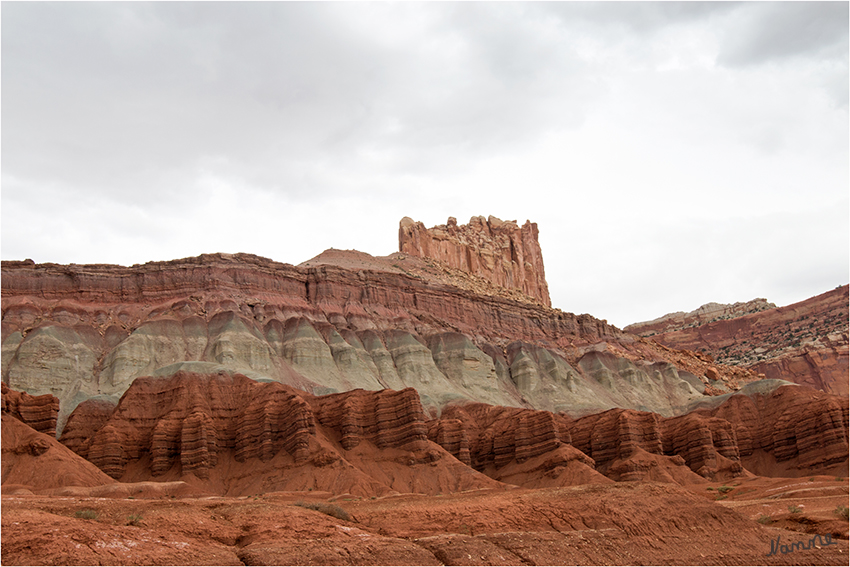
[757,515,773,525]
[294,501,353,522]
[126,513,143,526]
[835,506,849,520]
[717,485,733,494]
[788,505,802,514]
[75,509,98,520]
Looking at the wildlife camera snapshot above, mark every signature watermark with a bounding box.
[767,534,837,556]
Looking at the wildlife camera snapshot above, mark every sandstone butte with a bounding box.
[2,216,849,566]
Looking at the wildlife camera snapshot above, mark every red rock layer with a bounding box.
[1,414,115,491]
[0,254,615,350]
[435,403,582,471]
[57,399,115,456]
[426,418,471,466]
[0,253,756,395]
[632,286,849,396]
[659,414,742,478]
[70,371,317,479]
[625,298,776,336]
[399,216,551,307]
[309,387,429,452]
[1,383,59,437]
[703,385,849,476]
[570,409,669,480]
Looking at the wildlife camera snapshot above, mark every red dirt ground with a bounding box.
[2,478,847,566]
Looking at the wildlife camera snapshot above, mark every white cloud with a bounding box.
[2,2,846,328]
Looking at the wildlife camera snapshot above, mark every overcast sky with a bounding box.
[2,2,848,328]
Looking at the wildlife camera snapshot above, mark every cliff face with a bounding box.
[626,286,849,396]
[2,252,754,433]
[399,216,551,307]
[55,372,500,496]
[50,374,847,491]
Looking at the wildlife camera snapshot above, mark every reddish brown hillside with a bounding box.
[629,286,849,396]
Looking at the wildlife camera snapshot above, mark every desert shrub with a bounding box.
[717,485,733,494]
[788,505,802,514]
[757,515,773,525]
[74,509,98,520]
[294,501,352,522]
[126,513,143,526]
[835,506,849,520]
[715,494,728,501]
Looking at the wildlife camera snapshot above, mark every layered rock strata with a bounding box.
[68,371,317,479]
[309,387,429,452]
[625,298,777,336]
[627,286,849,396]
[701,384,849,476]
[399,216,551,307]
[2,253,754,433]
[58,371,496,497]
[1,382,60,437]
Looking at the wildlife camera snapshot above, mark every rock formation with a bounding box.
[427,383,848,484]
[60,370,500,496]
[399,215,551,307]
[627,286,849,396]
[1,250,755,433]
[700,383,849,477]
[1,397,115,492]
[625,298,777,336]
[1,382,60,437]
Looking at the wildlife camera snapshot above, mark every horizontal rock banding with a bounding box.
[628,286,849,396]
[1,383,59,437]
[399,216,551,307]
[311,387,429,451]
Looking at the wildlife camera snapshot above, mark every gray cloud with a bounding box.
[717,2,849,67]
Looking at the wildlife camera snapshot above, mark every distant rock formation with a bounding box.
[399,216,551,307]
[625,298,776,336]
[628,286,849,396]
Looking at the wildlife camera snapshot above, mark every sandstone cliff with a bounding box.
[56,371,500,496]
[2,252,756,433]
[399,216,551,307]
[626,286,849,396]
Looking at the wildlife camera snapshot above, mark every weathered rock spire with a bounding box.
[399,215,551,307]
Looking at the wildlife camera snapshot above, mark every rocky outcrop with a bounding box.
[627,286,849,396]
[702,384,849,476]
[57,398,116,457]
[70,371,317,479]
[61,370,501,496]
[399,216,551,307]
[309,387,429,452]
[1,382,60,437]
[431,403,608,488]
[2,253,754,433]
[625,298,776,336]
[1,413,115,492]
